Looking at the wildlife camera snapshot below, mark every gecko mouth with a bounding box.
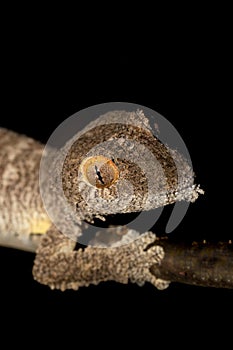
[85,211,141,228]
[85,204,175,233]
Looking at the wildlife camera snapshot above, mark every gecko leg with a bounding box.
[32,225,170,291]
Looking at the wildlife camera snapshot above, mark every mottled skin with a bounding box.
[33,228,169,291]
[0,110,202,291]
[0,128,49,251]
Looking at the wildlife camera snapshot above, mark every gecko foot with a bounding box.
[127,232,170,290]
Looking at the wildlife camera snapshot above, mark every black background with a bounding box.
[0,11,231,348]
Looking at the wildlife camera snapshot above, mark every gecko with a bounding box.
[0,109,205,291]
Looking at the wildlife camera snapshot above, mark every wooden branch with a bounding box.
[151,238,233,289]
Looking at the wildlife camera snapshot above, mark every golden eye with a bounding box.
[80,156,119,188]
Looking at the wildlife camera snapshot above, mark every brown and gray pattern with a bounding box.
[0,109,204,291]
[33,226,169,291]
[0,128,50,251]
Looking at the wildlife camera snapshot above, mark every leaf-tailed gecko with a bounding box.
[0,110,206,291]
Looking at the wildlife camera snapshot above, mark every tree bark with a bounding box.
[151,238,233,288]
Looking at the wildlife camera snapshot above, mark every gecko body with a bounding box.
[0,110,202,290]
[0,127,50,251]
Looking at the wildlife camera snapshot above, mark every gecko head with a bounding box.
[60,116,202,226]
[40,107,203,243]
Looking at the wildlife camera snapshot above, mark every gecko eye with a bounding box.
[80,155,119,188]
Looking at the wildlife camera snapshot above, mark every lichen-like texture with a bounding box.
[33,226,170,291]
[0,128,49,251]
[0,109,203,291]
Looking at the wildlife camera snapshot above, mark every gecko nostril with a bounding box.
[80,155,120,189]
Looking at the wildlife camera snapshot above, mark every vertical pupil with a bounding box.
[81,156,119,188]
[95,165,105,185]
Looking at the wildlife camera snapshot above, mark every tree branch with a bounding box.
[151,238,233,288]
